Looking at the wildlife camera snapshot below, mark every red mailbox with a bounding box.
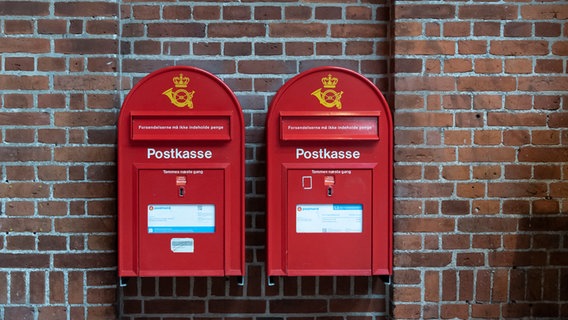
[118,66,244,277]
[266,66,392,276]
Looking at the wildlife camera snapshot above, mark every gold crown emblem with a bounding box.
[172,73,190,88]
[321,74,338,88]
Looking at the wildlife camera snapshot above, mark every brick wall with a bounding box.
[0,0,566,320]
[393,1,567,319]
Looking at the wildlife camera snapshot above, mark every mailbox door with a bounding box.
[286,168,373,275]
[138,168,225,276]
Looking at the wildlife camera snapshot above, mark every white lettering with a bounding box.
[147,148,213,160]
[295,148,361,160]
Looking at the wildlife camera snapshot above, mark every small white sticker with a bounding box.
[170,238,194,253]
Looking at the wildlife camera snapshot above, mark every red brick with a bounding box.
[477,198,509,214]
[55,2,117,17]
[505,58,533,74]
[54,147,115,162]
[457,76,516,91]
[518,76,568,91]
[0,75,49,90]
[504,22,532,37]
[315,6,342,20]
[56,217,115,233]
[442,166,469,180]
[38,307,67,320]
[442,200,470,215]
[285,5,312,20]
[534,95,561,110]
[518,147,568,162]
[270,23,327,37]
[86,20,118,35]
[459,5,518,20]
[395,218,455,232]
[4,20,33,34]
[551,41,567,56]
[535,22,562,37]
[503,200,530,215]
[162,5,191,20]
[395,147,456,162]
[316,42,342,55]
[458,147,515,162]
[474,22,500,36]
[148,23,206,37]
[458,40,487,54]
[395,252,452,267]
[474,58,502,74]
[472,166,501,180]
[444,22,470,37]
[458,217,518,233]
[53,182,115,198]
[456,183,485,198]
[54,75,118,90]
[0,272,6,303]
[521,5,568,20]
[223,6,251,20]
[5,307,34,320]
[7,236,35,252]
[396,4,455,19]
[474,130,501,145]
[489,182,548,198]
[473,95,502,110]
[0,1,49,15]
[254,6,281,20]
[444,58,472,73]
[392,304,421,319]
[440,304,469,318]
[394,22,422,37]
[54,253,116,269]
[238,60,295,74]
[395,40,455,55]
[472,304,500,318]
[394,287,421,302]
[332,24,387,38]
[491,40,549,56]
[193,6,220,20]
[55,39,117,54]
[346,6,372,20]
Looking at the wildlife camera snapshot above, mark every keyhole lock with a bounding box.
[178,186,185,197]
[327,186,333,197]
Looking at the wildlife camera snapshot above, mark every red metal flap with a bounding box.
[280,114,380,141]
[131,111,232,141]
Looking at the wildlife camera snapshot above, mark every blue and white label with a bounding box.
[148,204,215,234]
[296,204,363,233]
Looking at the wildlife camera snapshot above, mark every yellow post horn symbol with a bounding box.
[162,73,195,108]
[311,74,343,109]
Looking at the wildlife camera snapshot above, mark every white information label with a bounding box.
[148,204,215,234]
[170,238,194,253]
[296,204,363,233]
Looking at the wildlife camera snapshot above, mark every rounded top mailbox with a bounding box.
[118,66,244,277]
[266,66,392,276]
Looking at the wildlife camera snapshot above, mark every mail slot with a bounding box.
[118,66,244,277]
[266,66,392,276]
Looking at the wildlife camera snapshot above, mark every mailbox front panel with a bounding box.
[266,66,393,276]
[138,168,225,276]
[286,169,372,275]
[118,66,244,277]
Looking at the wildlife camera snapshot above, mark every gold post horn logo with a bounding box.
[162,73,195,108]
[311,74,343,109]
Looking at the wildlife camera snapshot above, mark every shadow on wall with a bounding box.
[118,274,390,318]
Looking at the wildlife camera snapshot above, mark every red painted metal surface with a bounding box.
[118,66,244,277]
[266,66,393,276]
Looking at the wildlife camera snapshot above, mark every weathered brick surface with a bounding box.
[1,0,567,319]
[393,1,567,319]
